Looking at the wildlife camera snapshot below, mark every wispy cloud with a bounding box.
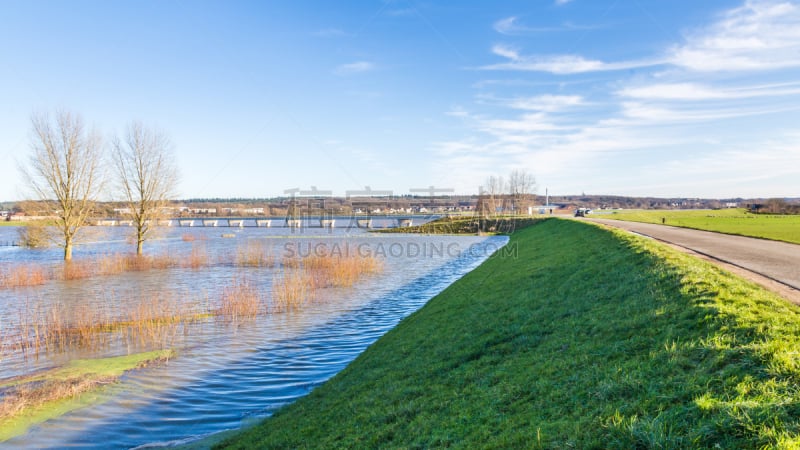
[313,28,350,38]
[486,0,800,75]
[555,0,574,5]
[483,46,665,74]
[507,94,584,111]
[670,0,800,72]
[334,61,376,76]
[618,82,800,100]
[493,16,594,35]
[441,0,800,196]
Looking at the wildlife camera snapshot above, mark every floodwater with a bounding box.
[0,222,507,448]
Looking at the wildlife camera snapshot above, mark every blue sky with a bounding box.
[2,0,799,201]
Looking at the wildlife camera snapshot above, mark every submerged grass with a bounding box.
[6,295,203,358]
[604,208,800,244]
[0,350,174,442]
[218,218,800,449]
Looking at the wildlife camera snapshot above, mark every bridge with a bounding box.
[92,216,424,229]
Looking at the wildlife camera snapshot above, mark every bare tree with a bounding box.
[508,169,536,214]
[113,121,179,255]
[22,111,105,260]
[485,175,506,216]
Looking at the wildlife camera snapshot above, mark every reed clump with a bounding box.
[8,295,202,358]
[304,254,383,288]
[0,375,116,420]
[185,244,210,270]
[236,241,275,267]
[272,269,315,312]
[0,264,49,288]
[217,277,263,321]
[123,295,191,348]
[61,260,94,281]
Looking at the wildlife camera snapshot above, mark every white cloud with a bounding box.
[619,83,729,100]
[485,1,800,75]
[313,28,349,38]
[442,0,800,196]
[670,0,800,72]
[334,61,376,76]
[555,0,574,5]
[491,44,520,61]
[492,16,591,34]
[508,94,584,111]
[483,48,664,74]
[619,82,800,100]
[481,113,564,135]
[493,17,522,35]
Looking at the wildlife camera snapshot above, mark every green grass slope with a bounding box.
[219,219,800,449]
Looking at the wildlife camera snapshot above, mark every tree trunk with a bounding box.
[64,238,73,261]
[136,237,144,255]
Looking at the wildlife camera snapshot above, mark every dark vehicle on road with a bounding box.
[574,208,591,217]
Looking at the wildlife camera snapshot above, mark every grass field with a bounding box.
[602,208,800,244]
[218,218,800,449]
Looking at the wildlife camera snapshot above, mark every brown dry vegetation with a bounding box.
[185,244,210,269]
[0,351,173,427]
[217,277,263,321]
[304,254,383,288]
[235,241,275,268]
[272,268,316,312]
[4,295,204,359]
[0,375,116,420]
[1,247,384,361]
[0,264,48,288]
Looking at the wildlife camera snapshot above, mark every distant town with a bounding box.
[2,195,799,222]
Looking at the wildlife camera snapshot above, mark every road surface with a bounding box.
[584,218,800,303]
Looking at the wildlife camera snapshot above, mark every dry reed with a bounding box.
[0,264,48,288]
[184,244,210,269]
[271,268,316,312]
[8,294,203,358]
[304,254,384,288]
[217,277,263,321]
[0,375,116,420]
[61,260,94,281]
[236,241,275,267]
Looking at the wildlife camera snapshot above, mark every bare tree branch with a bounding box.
[113,121,179,255]
[21,110,106,260]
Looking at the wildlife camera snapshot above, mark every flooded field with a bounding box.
[0,223,506,448]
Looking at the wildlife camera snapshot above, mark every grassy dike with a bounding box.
[218,218,800,448]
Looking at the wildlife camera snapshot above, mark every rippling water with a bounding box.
[0,225,507,449]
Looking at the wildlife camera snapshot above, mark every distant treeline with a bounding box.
[749,199,800,215]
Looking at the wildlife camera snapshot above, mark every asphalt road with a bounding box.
[584,218,800,300]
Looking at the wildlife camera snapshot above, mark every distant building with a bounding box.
[190,208,217,215]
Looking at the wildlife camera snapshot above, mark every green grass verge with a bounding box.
[376,216,544,235]
[0,349,174,441]
[218,218,800,449]
[603,208,800,244]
